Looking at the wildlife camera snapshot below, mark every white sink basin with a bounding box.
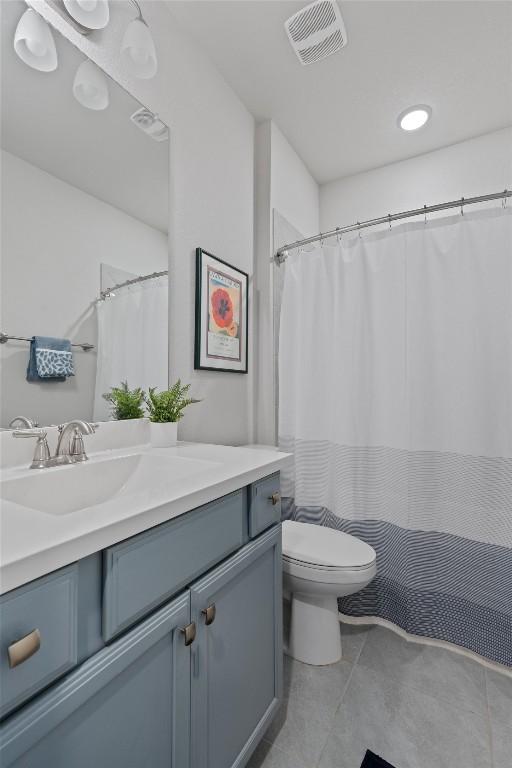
[1,452,217,515]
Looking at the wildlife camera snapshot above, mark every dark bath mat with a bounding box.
[360,750,396,768]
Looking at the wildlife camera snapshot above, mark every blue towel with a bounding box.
[26,336,75,382]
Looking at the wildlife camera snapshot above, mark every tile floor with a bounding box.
[248,621,512,768]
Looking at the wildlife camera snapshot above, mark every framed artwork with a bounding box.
[194,248,248,373]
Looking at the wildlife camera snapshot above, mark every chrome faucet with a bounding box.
[12,428,53,469]
[56,421,97,462]
[9,415,38,429]
[12,420,97,469]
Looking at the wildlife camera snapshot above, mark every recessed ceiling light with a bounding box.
[398,105,431,132]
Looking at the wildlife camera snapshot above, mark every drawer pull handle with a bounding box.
[268,492,281,506]
[8,629,41,669]
[201,604,216,626]
[181,622,196,646]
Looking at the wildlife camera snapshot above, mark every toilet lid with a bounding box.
[282,521,376,569]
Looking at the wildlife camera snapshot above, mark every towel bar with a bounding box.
[0,333,94,352]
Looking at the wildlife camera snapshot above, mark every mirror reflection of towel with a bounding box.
[26,336,75,382]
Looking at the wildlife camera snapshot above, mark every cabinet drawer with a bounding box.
[248,473,281,538]
[0,565,78,720]
[103,489,247,641]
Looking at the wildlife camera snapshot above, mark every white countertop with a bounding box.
[0,442,292,595]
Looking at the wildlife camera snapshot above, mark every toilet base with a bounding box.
[288,592,342,666]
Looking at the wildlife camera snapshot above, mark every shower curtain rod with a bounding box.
[274,189,511,263]
[99,270,168,301]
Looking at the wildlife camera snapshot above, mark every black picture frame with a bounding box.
[194,248,249,374]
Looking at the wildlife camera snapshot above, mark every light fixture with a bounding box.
[13,8,58,72]
[120,0,157,80]
[398,105,431,132]
[63,0,110,30]
[73,60,109,110]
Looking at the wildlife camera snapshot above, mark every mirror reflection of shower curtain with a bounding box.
[93,277,168,421]
[278,207,512,668]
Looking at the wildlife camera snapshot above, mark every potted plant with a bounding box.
[145,380,201,447]
[102,381,145,420]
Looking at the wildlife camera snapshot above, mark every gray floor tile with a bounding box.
[265,689,340,767]
[317,664,492,768]
[283,655,352,710]
[339,622,371,664]
[486,669,512,729]
[246,739,307,768]
[358,625,487,715]
[490,720,512,768]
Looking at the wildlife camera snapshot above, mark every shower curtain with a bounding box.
[278,208,512,667]
[93,277,168,421]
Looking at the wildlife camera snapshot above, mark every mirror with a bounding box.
[1,1,169,427]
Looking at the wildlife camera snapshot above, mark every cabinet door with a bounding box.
[0,593,191,768]
[190,526,282,768]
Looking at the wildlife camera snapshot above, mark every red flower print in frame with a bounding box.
[195,248,248,373]
[210,288,233,328]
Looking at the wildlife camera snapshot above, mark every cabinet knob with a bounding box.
[268,492,281,506]
[201,604,216,626]
[181,622,196,646]
[8,628,41,668]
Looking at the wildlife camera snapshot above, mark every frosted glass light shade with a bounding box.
[73,60,109,110]
[14,9,57,72]
[63,0,110,30]
[121,19,157,79]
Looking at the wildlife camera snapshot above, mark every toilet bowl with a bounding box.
[282,520,377,666]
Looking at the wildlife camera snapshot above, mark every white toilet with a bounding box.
[282,521,377,666]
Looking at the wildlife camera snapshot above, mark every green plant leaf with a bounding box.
[102,381,145,420]
[145,380,201,423]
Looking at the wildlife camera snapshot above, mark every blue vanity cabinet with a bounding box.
[190,525,283,768]
[248,473,281,538]
[0,593,191,767]
[0,565,79,720]
[0,473,282,768]
[103,489,247,642]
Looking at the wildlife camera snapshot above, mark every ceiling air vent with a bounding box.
[284,0,347,66]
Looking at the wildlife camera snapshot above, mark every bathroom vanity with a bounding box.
[0,439,290,768]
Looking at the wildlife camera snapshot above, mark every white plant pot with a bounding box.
[150,421,178,448]
[101,417,149,448]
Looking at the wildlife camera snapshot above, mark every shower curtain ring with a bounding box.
[424,205,427,225]
[388,214,392,231]
[357,222,361,239]
[460,197,465,216]
[502,191,508,209]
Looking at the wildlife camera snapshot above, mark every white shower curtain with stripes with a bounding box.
[278,208,512,667]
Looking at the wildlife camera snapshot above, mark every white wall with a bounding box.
[254,120,319,445]
[27,0,255,445]
[0,150,167,426]
[320,128,512,230]
[269,123,320,239]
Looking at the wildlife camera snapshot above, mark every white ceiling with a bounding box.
[2,0,169,232]
[168,0,512,184]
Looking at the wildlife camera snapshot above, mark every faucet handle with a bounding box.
[70,428,87,462]
[12,429,51,469]
[12,428,47,439]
